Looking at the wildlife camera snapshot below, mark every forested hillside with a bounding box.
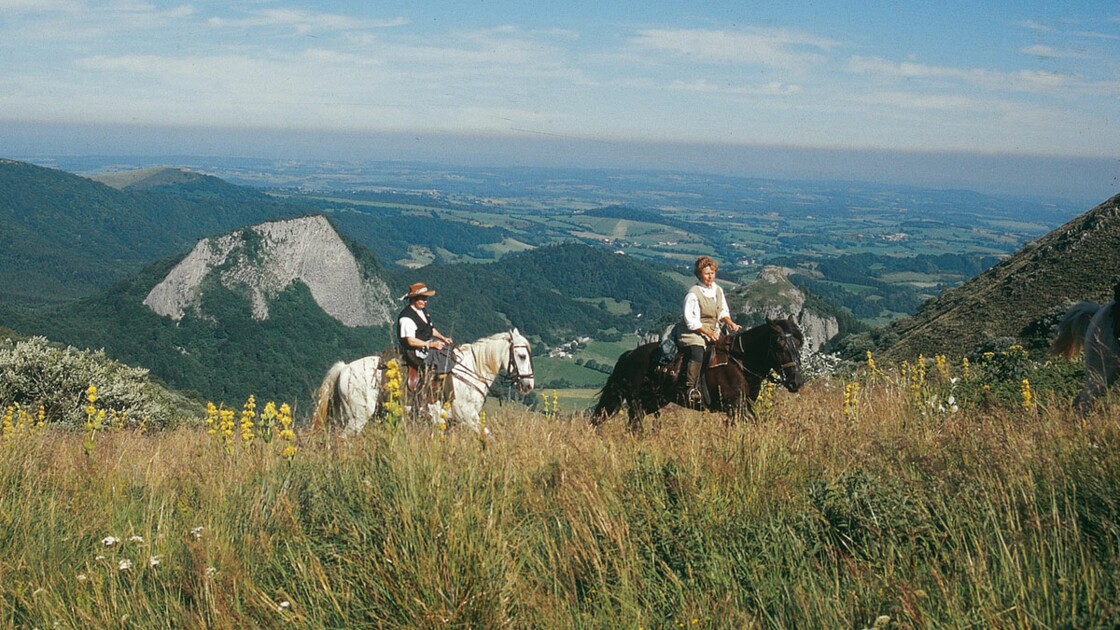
[408,243,686,344]
[881,192,1120,360]
[2,258,390,407]
[0,160,305,307]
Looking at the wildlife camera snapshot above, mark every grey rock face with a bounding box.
[144,216,394,327]
[738,265,839,354]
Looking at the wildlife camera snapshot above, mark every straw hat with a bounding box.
[400,282,436,300]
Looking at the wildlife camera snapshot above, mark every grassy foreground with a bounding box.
[1,377,1119,628]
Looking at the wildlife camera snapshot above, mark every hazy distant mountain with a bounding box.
[883,193,1120,360]
[0,159,303,307]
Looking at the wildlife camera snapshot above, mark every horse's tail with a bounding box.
[1050,301,1101,359]
[591,350,632,424]
[311,361,346,432]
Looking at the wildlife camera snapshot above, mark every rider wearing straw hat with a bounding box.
[397,282,454,373]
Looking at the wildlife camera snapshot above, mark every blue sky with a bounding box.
[2,1,1118,200]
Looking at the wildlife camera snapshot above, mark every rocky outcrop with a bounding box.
[735,265,839,354]
[144,216,394,327]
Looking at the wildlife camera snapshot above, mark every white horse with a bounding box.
[313,328,535,435]
[312,355,383,435]
[1051,295,1120,413]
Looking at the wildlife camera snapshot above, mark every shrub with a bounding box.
[0,337,199,429]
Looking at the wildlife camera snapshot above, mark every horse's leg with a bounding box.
[626,404,643,433]
[447,391,491,438]
[1077,326,1118,414]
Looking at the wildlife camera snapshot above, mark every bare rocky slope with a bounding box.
[883,193,1120,361]
[144,215,395,327]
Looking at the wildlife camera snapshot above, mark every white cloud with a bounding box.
[1015,20,1053,33]
[630,28,836,71]
[1020,44,1089,59]
[207,9,406,33]
[845,55,1080,94]
[0,0,81,11]
[666,79,801,96]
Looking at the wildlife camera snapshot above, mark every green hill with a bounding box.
[3,252,391,409]
[882,192,1120,361]
[404,243,688,345]
[0,159,305,307]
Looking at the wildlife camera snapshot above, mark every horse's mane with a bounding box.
[735,318,803,344]
[457,329,526,375]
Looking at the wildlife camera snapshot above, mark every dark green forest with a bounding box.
[0,160,306,307]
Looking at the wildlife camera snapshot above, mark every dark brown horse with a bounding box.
[591,317,805,430]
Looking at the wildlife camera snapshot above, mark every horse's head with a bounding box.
[733,316,804,392]
[767,316,805,392]
[507,328,535,394]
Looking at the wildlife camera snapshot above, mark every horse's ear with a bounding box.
[512,327,520,337]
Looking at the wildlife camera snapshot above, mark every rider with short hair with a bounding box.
[397,282,454,375]
[678,256,740,404]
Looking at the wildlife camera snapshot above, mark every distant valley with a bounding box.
[2,155,1112,408]
[41,155,1084,325]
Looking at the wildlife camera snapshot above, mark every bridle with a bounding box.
[503,332,535,385]
[734,325,803,387]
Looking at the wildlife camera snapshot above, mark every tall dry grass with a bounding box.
[1,376,1118,628]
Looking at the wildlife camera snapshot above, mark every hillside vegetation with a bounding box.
[5,238,683,405]
[882,193,1120,360]
[0,160,304,307]
[413,243,686,345]
[0,356,1116,627]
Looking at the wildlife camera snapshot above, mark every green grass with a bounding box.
[3,359,1119,627]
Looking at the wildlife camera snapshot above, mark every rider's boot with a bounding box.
[682,359,702,408]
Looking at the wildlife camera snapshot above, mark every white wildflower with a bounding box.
[95,555,105,561]
[204,566,217,578]
[101,536,120,546]
[149,556,161,568]
[279,601,291,611]
[76,574,88,582]
[129,535,144,543]
[190,526,204,540]
[118,559,132,571]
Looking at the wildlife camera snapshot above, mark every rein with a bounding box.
[734,328,801,386]
[449,333,534,399]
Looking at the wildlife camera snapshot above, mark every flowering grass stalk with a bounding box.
[1022,378,1035,411]
[239,395,256,445]
[382,359,404,431]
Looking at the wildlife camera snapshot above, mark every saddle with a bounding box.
[657,336,733,405]
[406,366,455,406]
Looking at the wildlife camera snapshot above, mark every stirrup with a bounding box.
[687,387,702,404]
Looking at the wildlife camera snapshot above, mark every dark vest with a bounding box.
[398,304,434,365]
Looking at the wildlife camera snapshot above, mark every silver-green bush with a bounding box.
[0,337,199,429]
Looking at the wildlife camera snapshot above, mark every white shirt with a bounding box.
[682,282,730,332]
[398,308,430,339]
